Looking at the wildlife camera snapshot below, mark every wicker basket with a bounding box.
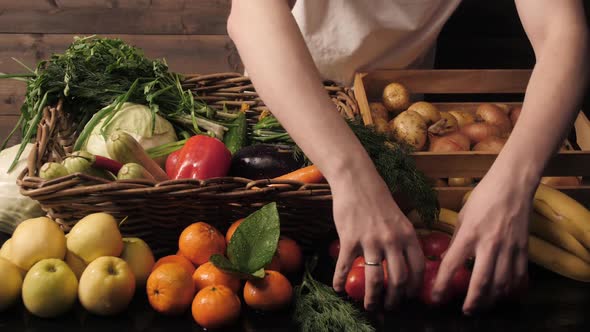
[16,73,358,255]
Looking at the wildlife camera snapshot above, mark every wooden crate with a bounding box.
[353,69,590,210]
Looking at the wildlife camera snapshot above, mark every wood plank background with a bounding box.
[0,0,588,147]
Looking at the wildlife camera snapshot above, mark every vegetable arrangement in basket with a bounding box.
[1,35,439,223]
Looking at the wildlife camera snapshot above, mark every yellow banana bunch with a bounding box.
[533,183,590,250]
[414,207,590,282]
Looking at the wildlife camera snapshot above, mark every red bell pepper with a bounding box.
[166,135,232,180]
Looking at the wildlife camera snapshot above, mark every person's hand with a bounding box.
[331,170,424,311]
[432,174,532,314]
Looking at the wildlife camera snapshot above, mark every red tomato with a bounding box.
[352,256,388,271]
[344,266,366,302]
[344,265,389,303]
[420,259,451,306]
[451,265,472,298]
[420,232,452,259]
[328,239,340,261]
[352,256,366,268]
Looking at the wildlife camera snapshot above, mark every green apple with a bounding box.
[22,258,78,318]
[0,240,26,278]
[9,217,66,270]
[67,213,123,264]
[0,238,11,258]
[78,256,136,316]
[65,248,87,280]
[120,237,155,287]
[0,257,23,311]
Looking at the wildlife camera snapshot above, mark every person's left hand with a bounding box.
[431,173,533,315]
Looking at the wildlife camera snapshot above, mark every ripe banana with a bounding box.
[462,185,590,250]
[529,211,590,264]
[529,236,590,282]
[533,183,590,250]
[414,208,590,282]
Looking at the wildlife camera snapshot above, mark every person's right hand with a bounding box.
[331,169,424,310]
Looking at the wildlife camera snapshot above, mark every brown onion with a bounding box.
[448,177,474,187]
[473,136,508,153]
[510,106,522,127]
[429,132,471,152]
[476,103,512,134]
[541,176,581,187]
[428,112,459,135]
[448,110,475,128]
[494,103,511,114]
[461,123,502,144]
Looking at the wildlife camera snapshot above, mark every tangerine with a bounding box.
[192,262,241,293]
[243,270,293,311]
[152,255,195,276]
[192,285,241,329]
[276,237,303,274]
[147,263,195,315]
[225,218,244,244]
[179,222,226,266]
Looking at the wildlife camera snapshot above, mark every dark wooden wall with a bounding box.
[1,0,588,145]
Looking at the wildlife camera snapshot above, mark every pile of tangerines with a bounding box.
[145,219,303,329]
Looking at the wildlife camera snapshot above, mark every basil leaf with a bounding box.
[228,202,280,274]
[210,254,265,279]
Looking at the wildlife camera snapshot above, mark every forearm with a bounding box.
[489,20,589,191]
[227,0,379,186]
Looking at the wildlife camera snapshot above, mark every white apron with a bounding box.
[292,0,462,85]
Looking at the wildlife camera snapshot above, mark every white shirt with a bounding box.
[292,0,462,85]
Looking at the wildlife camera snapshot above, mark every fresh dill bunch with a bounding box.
[293,257,375,332]
[346,119,439,223]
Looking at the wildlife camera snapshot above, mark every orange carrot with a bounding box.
[274,165,324,183]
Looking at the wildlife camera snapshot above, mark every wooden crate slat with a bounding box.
[362,69,532,99]
[0,1,230,35]
[414,151,590,178]
[437,186,590,211]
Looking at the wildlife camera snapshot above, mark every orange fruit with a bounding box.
[225,218,244,244]
[179,222,226,266]
[153,255,195,276]
[276,237,303,274]
[244,270,293,311]
[266,253,281,271]
[192,262,241,293]
[192,285,241,329]
[147,263,195,315]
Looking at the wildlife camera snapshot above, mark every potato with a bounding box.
[369,102,389,121]
[382,82,411,114]
[448,178,474,187]
[407,101,440,125]
[389,111,427,150]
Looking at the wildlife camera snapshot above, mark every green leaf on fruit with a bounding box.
[227,202,280,274]
[210,254,264,279]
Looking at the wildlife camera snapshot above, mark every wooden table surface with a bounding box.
[2,232,590,332]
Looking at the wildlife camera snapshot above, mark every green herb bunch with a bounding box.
[294,257,375,332]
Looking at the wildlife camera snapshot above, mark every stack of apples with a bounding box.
[0,213,155,317]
